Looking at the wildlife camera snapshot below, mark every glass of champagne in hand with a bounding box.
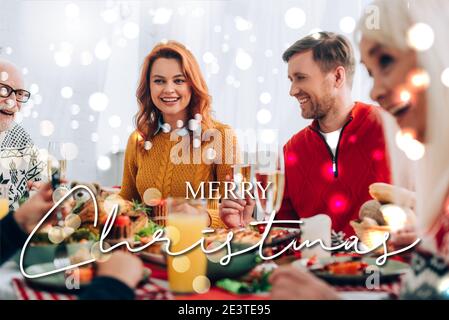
[47,142,70,228]
[253,145,285,221]
[232,164,253,227]
[47,141,68,186]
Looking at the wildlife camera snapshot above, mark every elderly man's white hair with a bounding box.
[0,58,22,76]
[0,58,23,84]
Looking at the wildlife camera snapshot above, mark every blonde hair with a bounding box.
[282,32,356,86]
[356,0,449,240]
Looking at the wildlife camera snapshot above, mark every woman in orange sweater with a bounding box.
[119,41,241,229]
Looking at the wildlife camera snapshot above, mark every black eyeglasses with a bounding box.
[0,83,31,103]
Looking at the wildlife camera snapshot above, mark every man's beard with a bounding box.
[0,117,14,132]
[301,93,336,120]
[0,105,15,132]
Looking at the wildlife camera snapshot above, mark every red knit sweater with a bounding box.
[277,102,391,237]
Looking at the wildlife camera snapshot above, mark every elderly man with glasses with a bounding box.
[0,59,43,213]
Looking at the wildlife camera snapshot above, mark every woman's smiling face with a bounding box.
[149,57,192,120]
[360,36,428,142]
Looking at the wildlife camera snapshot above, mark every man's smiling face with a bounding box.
[287,50,336,120]
[0,60,25,132]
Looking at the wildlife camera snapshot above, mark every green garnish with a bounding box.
[216,272,272,294]
[132,200,152,216]
[31,227,98,245]
[67,228,99,242]
[134,220,162,241]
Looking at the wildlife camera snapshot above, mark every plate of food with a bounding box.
[134,225,301,281]
[204,226,300,248]
[134,220,166,265]
[204,227,300,281]
[20,178,157,266]
[294,255,410,285]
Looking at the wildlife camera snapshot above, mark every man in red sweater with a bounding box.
[220,32,391,241]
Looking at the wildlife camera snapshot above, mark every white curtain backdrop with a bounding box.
[0,0,374,186]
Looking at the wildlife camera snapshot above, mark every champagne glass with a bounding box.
[232,164,253,227]
[253,145,285,221]
[47,141,68,186]
[47,142,71,269]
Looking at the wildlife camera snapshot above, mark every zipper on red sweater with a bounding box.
[333,117,353,177]
[311,116,353,178]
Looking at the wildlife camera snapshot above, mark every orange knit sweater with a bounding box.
[119,121,241,229]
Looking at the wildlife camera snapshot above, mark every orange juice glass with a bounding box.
[166,198,209,294]
[0,186,9,220]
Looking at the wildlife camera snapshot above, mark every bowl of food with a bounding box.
[205,227,301,281]
[17,227,98,268]
[205,240,260,281]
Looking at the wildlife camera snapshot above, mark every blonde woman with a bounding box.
[270,0,449,299]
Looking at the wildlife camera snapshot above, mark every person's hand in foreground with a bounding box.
[27,180,43,191]
[219,175,256,228]
[14,182,54,234]
[390,226,418,250]
[95,251,144,290]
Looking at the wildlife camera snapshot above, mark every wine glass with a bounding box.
[253,145,285,221]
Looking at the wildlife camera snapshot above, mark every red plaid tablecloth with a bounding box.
[335,282,402,297]
[12,265,173,301]
[11,262,402,300]
[12,279,77,300]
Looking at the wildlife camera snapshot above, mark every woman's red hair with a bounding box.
[135,41,213,149]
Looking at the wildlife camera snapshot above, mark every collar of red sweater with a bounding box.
[308,101,373,134]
